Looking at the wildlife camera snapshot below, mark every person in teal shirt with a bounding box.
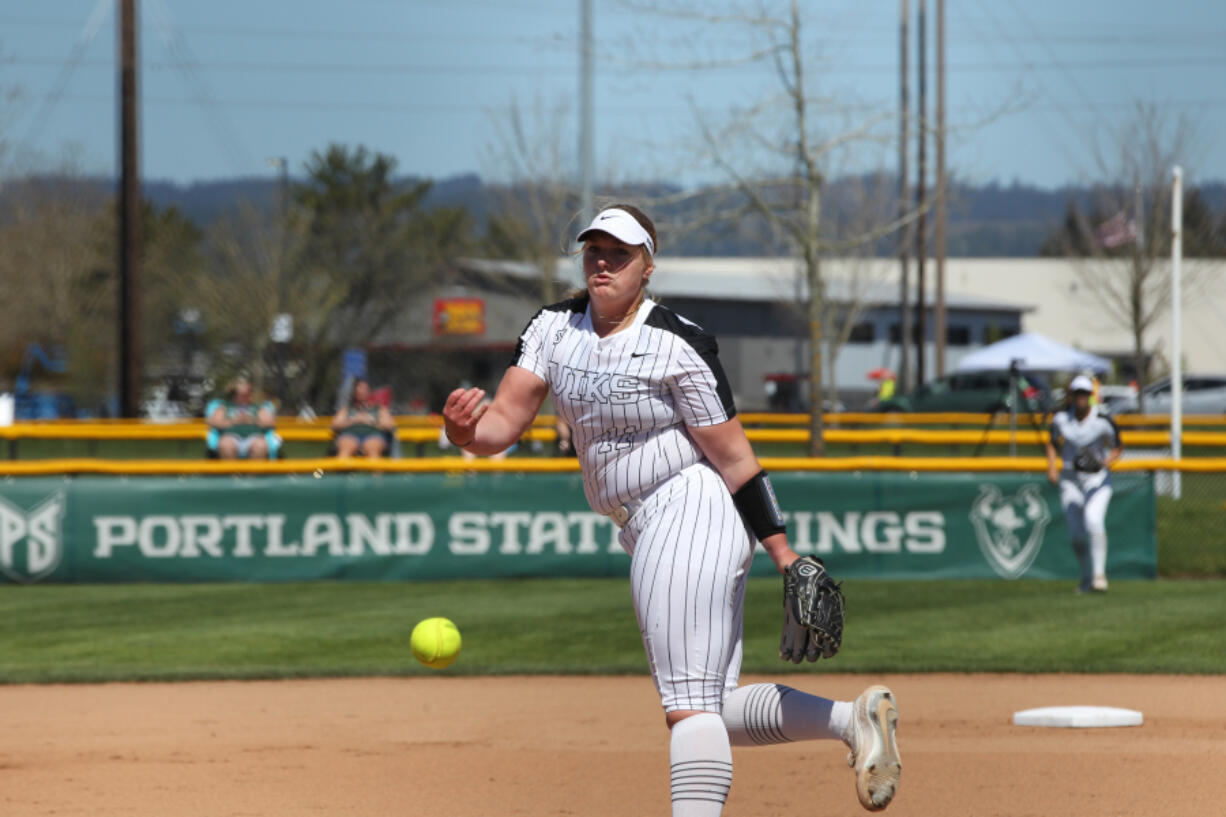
[206,377,278,460]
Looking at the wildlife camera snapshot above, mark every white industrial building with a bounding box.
[375,256,1226,412]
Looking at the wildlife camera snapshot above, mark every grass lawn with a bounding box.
[2,577,1222,684]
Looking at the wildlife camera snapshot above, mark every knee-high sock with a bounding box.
[670,713,733,817]
[1085,485,1112,578]
[721,683,852,747]
[1088,529,1107,577]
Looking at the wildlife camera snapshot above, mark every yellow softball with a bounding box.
[410,617,462,669]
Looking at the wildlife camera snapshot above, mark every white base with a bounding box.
[1012,705,1143,728]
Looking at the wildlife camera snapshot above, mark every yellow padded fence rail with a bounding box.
[739,412,1226,427]
[5,423,1224,447]
[4,415,555,429]
[6,411,1226,436]
[0,457,1223,477]
[747,429,1226,446]
[0,425,558,444]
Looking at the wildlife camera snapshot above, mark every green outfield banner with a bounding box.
[0,471,1155,584]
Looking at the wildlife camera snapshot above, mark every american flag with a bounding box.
[1095,211,1138,249]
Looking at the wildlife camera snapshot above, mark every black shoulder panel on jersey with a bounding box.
[643,304,737,417]
[510,294,589,368]
[543,293,590,314]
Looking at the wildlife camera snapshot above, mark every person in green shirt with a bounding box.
[332,378,396,458]
[208,377,278,460]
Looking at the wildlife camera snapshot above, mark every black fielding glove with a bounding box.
[780,556,845,663]
[1073,449,1104,473]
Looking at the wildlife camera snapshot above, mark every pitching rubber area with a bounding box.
[1,673,1220,816]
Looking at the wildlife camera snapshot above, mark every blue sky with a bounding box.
[3,0,1224,189]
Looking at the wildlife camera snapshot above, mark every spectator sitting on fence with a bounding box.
[206,377,279,460]
[331,378,395,458]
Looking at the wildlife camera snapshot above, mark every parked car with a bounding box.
[877,370,1049,413]
[1104,375,1226,415]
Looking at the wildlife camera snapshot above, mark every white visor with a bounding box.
[576,208,655,256]
[1069,375,1094,393]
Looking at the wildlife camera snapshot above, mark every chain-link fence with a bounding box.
[1152,467,1226,577]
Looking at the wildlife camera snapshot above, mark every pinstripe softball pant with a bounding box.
[617,462,756,713]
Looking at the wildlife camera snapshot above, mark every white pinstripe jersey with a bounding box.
[512,295,736,515]
[1050,406,1121,488]
[1050,406,1120,465]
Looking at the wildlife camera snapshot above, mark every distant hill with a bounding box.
[3,173,1222,258]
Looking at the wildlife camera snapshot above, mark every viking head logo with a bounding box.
[0,493,66,583]
[969,484,1050,580]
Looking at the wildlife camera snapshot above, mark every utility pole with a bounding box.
[578,0,594,227]
[268,156,290,409]
[934,0,947,378]
[897,0,911,392]
[118,0,142,418]
[1170,166,1183,500]
[914,0,928,386]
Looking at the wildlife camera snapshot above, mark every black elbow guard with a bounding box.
[732,469,787,542]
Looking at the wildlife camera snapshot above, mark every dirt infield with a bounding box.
[2,673,1222,816]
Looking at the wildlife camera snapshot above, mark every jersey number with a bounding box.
[596,425,639,454]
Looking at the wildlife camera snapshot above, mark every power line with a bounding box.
[1002,0,1102,119]
[4,10,1224,50]
[41,91,1226,115]
[969,3,1085,169]
[5,55,579,76]
[15,0,110,148]
[0,13,557,45]
[7,53,1226,77]
[146,0,255,173]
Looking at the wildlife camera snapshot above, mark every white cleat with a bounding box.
[845,685,902,812]
[1092,575,1109,593]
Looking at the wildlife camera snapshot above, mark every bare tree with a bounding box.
[189,201,321,400]
[481,98,580,305]
[1045,104,1208,409]
[638,0,917,453]
[816,175,898,405]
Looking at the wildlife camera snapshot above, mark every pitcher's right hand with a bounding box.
[443,388,487,447]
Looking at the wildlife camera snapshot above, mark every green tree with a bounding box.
[1181,188,1226,257]
[0,178,203,413]
[290,144,474,409]
[1040,188,1224,259]
[0,182,110,407]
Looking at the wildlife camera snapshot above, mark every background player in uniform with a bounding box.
[443,205,901,815]
[1046,374,1124,593]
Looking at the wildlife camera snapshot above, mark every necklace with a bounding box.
[593,294,645,334]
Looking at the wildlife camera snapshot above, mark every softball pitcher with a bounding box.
[443,205,901,815]
[1045,375,1125,593]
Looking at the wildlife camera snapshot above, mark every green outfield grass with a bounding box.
[1,577,1222,684]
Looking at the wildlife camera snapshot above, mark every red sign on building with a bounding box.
[432,298,486,336]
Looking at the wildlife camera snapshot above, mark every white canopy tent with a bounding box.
[954,332,1110,457]
[955,332,1110,374]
